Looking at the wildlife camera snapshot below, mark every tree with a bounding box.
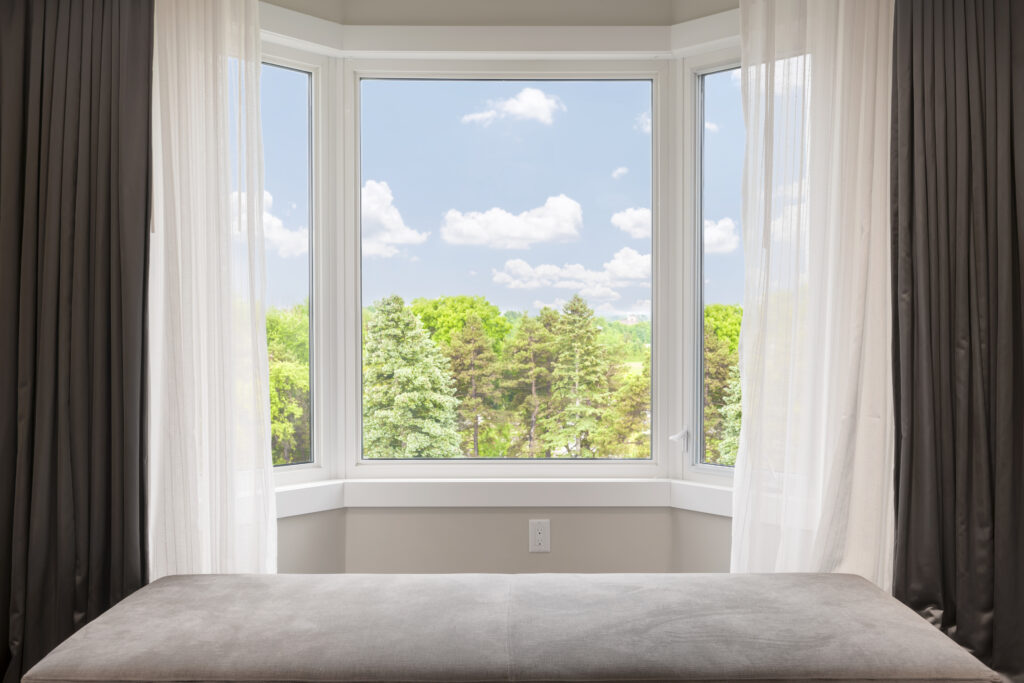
[362,295,461,458]
[266,300,311,465]
[702,304,743,464]
[542,295,608,457]
[702,326,733,463]
[503,313,556,457]
[704,304,743,353]
[447,314,500,457]
[594,354,651,458]
[718,363,742,465]
[410,295,511,351]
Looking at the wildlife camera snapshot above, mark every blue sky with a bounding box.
[260,66,744,315]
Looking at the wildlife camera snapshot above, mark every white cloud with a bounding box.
[731,68,741,84]
[493,247,650,301]
[533,297,567,311]
[362,180,428,257]
[704,121,719,133]
[462,87,566,126]
[595,298,652,317]
[635,111,652,134]
[611,166,629,180]
[441,194,582,249]
[611,207,651,239]
[704,217,739,254]
[230,191,308,259]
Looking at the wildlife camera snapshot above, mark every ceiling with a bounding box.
[263,0,739,27]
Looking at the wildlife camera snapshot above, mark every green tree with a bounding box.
[503,313,556,457]
[704,304,743,353]
[542,295,608,457]
[266,300,311,465]
[702,304,743,464]
[447,314,500,457]
[411,295,511,351]
[362,295,461,458]
[718,363,742,465]
[594,355,651,458]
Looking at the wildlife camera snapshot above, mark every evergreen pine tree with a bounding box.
[503,314,556,457]
[362,295,461,458]
[446,314,499,457]
[542,295,608,457]
[718,363,742,465]
[594,355,651,458]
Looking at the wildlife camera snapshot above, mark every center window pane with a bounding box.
[359,79,653,459]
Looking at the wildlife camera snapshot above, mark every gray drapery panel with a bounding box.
[0,0,153,679]
[891,0,1024,679]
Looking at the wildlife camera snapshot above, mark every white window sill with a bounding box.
[276,478,732,519]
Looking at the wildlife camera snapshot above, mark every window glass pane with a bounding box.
[701,67,744,466]
[262,63,312,466]
[360,79,653,460]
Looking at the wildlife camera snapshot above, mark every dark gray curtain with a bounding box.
[891,0,1024,679]
[0,0,153,679]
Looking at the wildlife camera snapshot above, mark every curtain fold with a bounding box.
[148,0,276,578]
[731,0,896,588]
[891,0,1024,678]
[0,0,153,679]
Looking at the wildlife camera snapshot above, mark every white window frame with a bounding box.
[261,4,740,496]
[681,48,742,486]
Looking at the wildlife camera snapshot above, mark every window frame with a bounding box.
[342,58,676,480]
[681,48,741,485]
[260,16,742,488]
[261,44,339,486]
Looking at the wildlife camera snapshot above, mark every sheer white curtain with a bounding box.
[731,0,895,588]
[149,0,276,578]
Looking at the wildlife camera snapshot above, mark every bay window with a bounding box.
[259,14,741,492]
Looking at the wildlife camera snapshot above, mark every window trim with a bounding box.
[341,58,675,480]
[259,7,742,490]
[681,48,741,486]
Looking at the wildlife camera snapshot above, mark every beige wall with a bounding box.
[278,507,730,574]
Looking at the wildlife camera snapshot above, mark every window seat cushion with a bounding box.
[23,572,1001,682]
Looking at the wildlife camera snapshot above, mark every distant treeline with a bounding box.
[266,295,738,465]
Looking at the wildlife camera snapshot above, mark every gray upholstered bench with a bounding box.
[24,573,1000,682]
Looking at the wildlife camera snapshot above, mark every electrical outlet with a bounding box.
[528,519,550,553]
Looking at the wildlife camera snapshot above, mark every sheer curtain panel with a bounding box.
[149,0,276,577]
[731,0,896,588]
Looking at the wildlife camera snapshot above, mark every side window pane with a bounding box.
[262,63,313,466]
[359,79,653,460]
[701,67,744,466]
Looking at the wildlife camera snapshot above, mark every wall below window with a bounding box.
[277,507,731,573]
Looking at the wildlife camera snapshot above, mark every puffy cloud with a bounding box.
[492,247,650,301]
[704,217,739,253]
[635,111,652,134]
[230,190,308,259]
[595,298,652,317]
[362,180,428,257]
[611,166,629,180]
[704,121,719,133]
[461,87,566,126]
[441,194,582,249]
[611,207,651,239]
[533,297,567,311]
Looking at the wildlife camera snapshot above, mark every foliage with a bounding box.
[541,295,609,458]
[502,312,556,458]
[266,294,685,462]
[410,295,511,351]
[362,295,462,458]
[266,300,311,465]
[702,304,743,465]
[446,314,500,457]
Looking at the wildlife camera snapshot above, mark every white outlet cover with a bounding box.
[528,519,550,553]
